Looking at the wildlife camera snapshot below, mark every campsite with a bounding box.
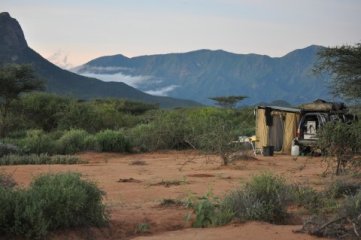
[1,5,361,240]
[0,96,360,239]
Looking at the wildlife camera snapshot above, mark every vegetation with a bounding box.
[0,154,84,165]
[189,191,234,228]
[1,90,255,162]
[0,172,108,239]
[134,223,150,234]
[0,142,20,157]
[0,64,44,137]
[301,186,361,239]
[188,173,361,236]
[222,173,290,224]
[317,121,361,175]
[95,129,131,152]
[188,173,292,228]
[314,42,361,101]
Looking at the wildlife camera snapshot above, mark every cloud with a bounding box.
[47,50,74,69]
[79,72,151,88]
[72,65,132,74]
[145,85,178,96]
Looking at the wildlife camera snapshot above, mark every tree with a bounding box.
[0,64,44,137]
[314,43,361,101]
[209,95,248,109]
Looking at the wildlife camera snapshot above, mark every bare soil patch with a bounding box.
[0,150,330,239]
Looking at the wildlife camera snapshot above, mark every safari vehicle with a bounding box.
[296,99,357,151]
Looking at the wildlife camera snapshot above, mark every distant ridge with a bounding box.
[75,45,330,105]
[0,12,201,108]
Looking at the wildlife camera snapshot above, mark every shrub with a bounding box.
[95,129,131,152]
[18,93,71,131]
[223,173,290,223]
[339,190,361,219]
[84,135,100,151]
[326,179,361,198]
[318,121,361,175]
[58,101,102,133]
[0,142,20,157]
[17,129,56,154]
[127,107,254,157]
[56,129,89,154]
[189,173,290,228]
[0,172,108,239]
[188,191,234,228]
[127,124,159,151]
[302,190,361,239]
[291,184,324,213]
[30,173,108,229]
[128,110,192,151]
[0,154,84,165]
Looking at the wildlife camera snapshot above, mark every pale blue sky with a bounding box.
[3,0,361,68]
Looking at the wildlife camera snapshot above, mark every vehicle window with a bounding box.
[302,115,319,139]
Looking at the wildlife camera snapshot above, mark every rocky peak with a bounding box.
[0,12,28,51]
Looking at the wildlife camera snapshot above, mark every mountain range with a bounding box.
[75,45,331,106]
[0,12,200,108]
[0,12,331,107]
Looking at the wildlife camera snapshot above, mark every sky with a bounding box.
[3,0,361,68]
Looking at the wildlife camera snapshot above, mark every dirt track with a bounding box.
[1,151,330,239]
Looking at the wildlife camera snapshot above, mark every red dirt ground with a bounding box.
[1,151,331,240]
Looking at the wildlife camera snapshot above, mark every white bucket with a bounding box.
[291,145,300,156]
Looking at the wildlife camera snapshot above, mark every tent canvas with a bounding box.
[255,106,301,154]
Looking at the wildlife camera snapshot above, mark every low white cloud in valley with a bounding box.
[145,85,178,96]
[79,72,151,88]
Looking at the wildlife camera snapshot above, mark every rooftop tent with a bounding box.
[300,99,347,112]
[255,106,301,154]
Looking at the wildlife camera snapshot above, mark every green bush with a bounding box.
[326,179,361,198]
[58,101,102,132]
[56,129,89,154]
[17,129,56,154]
[17,93,71,131]
[318,121,361,175]
[223,173,290,223]
[291,184,323,213]
[84,134,100,151]
[302,190,361,239]
[189,173,291,228]
[95,129,131,152]
[0,142,20,157]
[339,190,361,219]
[190,192,234,228]
[127,124,156,151]
[30,173,108,230]
[0,154,84,165]
[128,110,192,151]
[127,107,254,154]
[0,172,108,239]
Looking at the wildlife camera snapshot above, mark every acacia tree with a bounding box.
[314,43,361,101]
[0,64,44,137]
[209,95,248,109]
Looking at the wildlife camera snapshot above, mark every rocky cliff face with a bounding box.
[0,12,28,51]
